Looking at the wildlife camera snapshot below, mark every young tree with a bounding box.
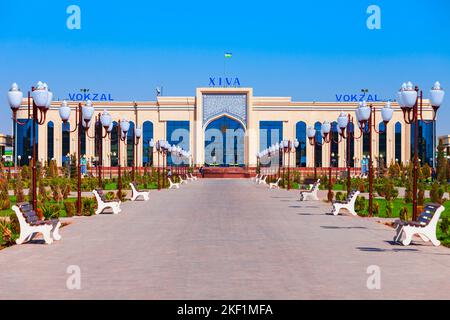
[436,140,447,184]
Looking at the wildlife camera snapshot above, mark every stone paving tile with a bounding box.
[0,179,450,299]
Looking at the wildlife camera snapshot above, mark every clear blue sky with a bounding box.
[1,0,449,135]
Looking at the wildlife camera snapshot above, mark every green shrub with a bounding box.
[335,191,344,201]
[400,207,409,221]
[355,196,367,215]
[82,198,96,216]
[63,201,75,217]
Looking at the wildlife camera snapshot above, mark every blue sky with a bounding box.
[1,0,449,135]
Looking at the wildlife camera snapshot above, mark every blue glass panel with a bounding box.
[295,121,307,167]
[411,120,435,166]
[47,121,54,162]
[167,121,190,165]
[142,121,154,165]
[395,122,402,164]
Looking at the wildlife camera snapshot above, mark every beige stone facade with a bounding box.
[15,87,436,168]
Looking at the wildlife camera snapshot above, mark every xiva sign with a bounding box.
[335,93,382,102]
[209,77,241,87]
[67,92,114,101]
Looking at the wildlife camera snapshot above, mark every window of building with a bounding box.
[314,121,322,167]
[295,121,307,167]
[142,121,154,166]
[349,122,355,167]
[363,125,370,157]
[47,121,54,162]
[331,121,339,167]
[16,119,35,166]
[260,121,283,167]
[395,122,402,164]
[167,121,190,165]
[127,121,135,167]
[378,122,386,167]
[411,120,435,166]
[62,122,70,165]
[110,121,118,167]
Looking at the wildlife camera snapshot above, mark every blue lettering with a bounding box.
[234,78,240,87]
[92,93,99,101]
[343,95,350,102]
[226,78,232,86]
[83,93,91,100]
[75,94,83,101]
[350,94,357,102]
[68,93,76,100]
[108,94,114,101]
[209,77,215,86]
[100,94,107,101]
[335,94,342,102]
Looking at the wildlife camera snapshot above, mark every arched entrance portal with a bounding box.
[204,116,245,166]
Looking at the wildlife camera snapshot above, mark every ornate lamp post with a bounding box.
[354,100,393,216]
[320,121,342,201]
[397,81,444,220]
[58,99,96,215]
[281,139,299,190]
[117,119,130,197]
[307,126,319,179]
[8,82,53,211]
[131,125,142,181]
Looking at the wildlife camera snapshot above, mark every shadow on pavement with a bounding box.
[321,226,367,230]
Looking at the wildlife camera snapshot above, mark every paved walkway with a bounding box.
[1,179,450,299]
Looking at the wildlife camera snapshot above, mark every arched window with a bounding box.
[378,122,386,167]
[331,121,339,167]
[110,121,118,167]
[94,120,103,165]
[395,122,402,164]
[363,124,370,157]
[295,121,306,167]
[314,121,322,167]
[349,123,355,167]
[62,122,70,165]
[80,129,86,157]
[412,120,435,166]
[47,121,54,162]
[142,121,154,166]
[127,121,135,167]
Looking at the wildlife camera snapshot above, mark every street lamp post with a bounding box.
[281,139,299,190]
[397,81,444,220]
[117,119,130,198]
[58,99,97,215]
[131,125,142,182]
[355,100,393,216]
[8,82,53,211]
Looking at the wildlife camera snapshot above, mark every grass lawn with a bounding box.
[0,196,78,218]
[355,198,450,247]
[103,182,159,190]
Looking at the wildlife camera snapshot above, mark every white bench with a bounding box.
[394,203,444,246]
[189,173,198,181]
[269,178,281,189]
[299,179,320,201]
[258,175,267,185]
[179,175,187,184]
[331,190,360,216]
[168,177,180,189]
[186,174,194,182]
[93,189,121,214]
[12,202,62,245]
[129,182,150,201]
[253,173,260,183]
